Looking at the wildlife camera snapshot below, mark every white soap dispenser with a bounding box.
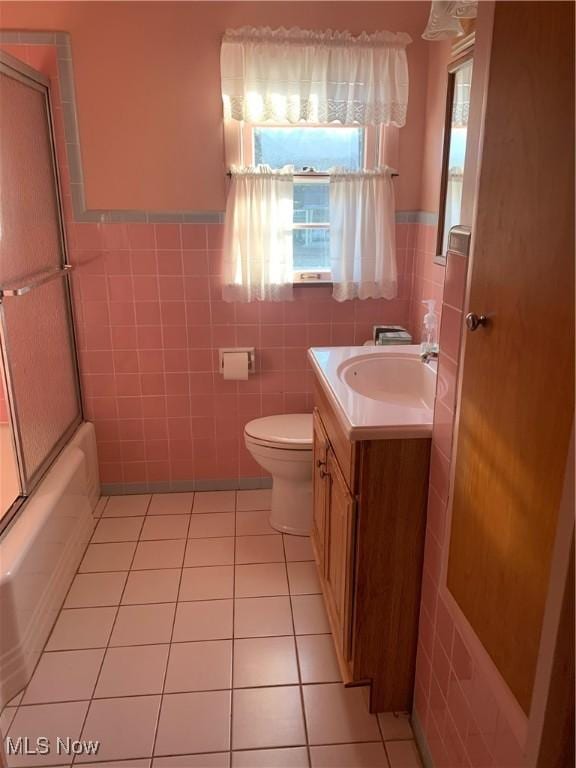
[420,299,439,357]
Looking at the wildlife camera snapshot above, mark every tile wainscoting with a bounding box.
[70,218,422,491]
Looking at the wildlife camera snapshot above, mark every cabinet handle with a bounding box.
[316,459,326,468]
[319,467,330,479]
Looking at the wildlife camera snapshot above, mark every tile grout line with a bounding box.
[71,494,154,766]
[18,629,330,657]
[280,532,312,766]
[4,675,367,709]
[149,491,195,761]
[149,225,167,494]
[229,491,238,760]
[70,737,399,768]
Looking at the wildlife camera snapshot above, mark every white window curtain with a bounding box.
[443,167,463,249]
[222,166,294,303]
[329,168,397,301]
[221,27,411,127]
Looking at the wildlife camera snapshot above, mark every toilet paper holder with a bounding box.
[218,347,256,375]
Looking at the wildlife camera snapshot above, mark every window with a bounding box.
[436,56,473,263]
[251,125,370,281]
[253,126,364,170]
[221,27,408,297]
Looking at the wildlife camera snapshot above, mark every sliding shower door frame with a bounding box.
[0,51,84,526]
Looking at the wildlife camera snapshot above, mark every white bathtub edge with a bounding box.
[0,422,99,709]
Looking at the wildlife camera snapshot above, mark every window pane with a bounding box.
[294,182,329,224]
[254,126,364,171]
[293,228,330,270]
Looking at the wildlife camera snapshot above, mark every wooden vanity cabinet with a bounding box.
[311,381,431,712]
[324,447,356,663]
[311,409,329,571]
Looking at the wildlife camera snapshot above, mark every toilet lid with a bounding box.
[244,414,313,450]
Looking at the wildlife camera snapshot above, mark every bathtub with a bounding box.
[0,422,99,709]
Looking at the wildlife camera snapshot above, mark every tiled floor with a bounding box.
[1,491,422,768]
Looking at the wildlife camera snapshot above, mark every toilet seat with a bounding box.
[244,414,312,451]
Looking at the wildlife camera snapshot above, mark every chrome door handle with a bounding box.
[465,313,488,331]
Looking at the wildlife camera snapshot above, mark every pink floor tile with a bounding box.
[233,636,299,688]
[164,640,232,693]
[78,696,160,763]
[232,686,306,750]
[303,684,381,745]
[155,691,231,756]
[7,702,89,768]
[94,644,169,698]
[179,565,234,601]
[310,743,389,768]
[232,748,308,768]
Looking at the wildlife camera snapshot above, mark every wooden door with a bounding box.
[447,1,574,714]
[325,447,356,661]
[312,408,329,573]
[536,540,574,768]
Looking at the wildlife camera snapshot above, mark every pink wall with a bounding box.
[408,222,445,342]
[0,39,416,489]
[419,40,452,214]
[0,1,430,212]
[408,39,451,341]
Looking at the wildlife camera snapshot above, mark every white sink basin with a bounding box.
[337,353,436,409]
[308,345,437,440]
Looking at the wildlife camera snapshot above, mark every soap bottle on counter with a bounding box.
[420,299,439,357]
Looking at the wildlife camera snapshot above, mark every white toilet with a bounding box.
[244,414,313,536]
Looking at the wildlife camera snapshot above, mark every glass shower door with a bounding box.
[0,53,82,515]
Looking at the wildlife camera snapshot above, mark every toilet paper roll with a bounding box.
[222,351,249,380]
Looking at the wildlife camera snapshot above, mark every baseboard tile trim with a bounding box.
[411,709,434,768]
[101,476,273,496]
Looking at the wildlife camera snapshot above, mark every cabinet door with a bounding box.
[312,408,329,573]
[325,447,356,661]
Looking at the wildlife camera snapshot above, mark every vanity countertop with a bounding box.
[308,345,437,441]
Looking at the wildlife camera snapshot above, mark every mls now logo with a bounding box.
[5,737,100,757]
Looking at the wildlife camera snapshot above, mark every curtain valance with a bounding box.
[221,26,411,127]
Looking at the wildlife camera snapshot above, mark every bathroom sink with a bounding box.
[308,345,437,440]
[337,353,435,409]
